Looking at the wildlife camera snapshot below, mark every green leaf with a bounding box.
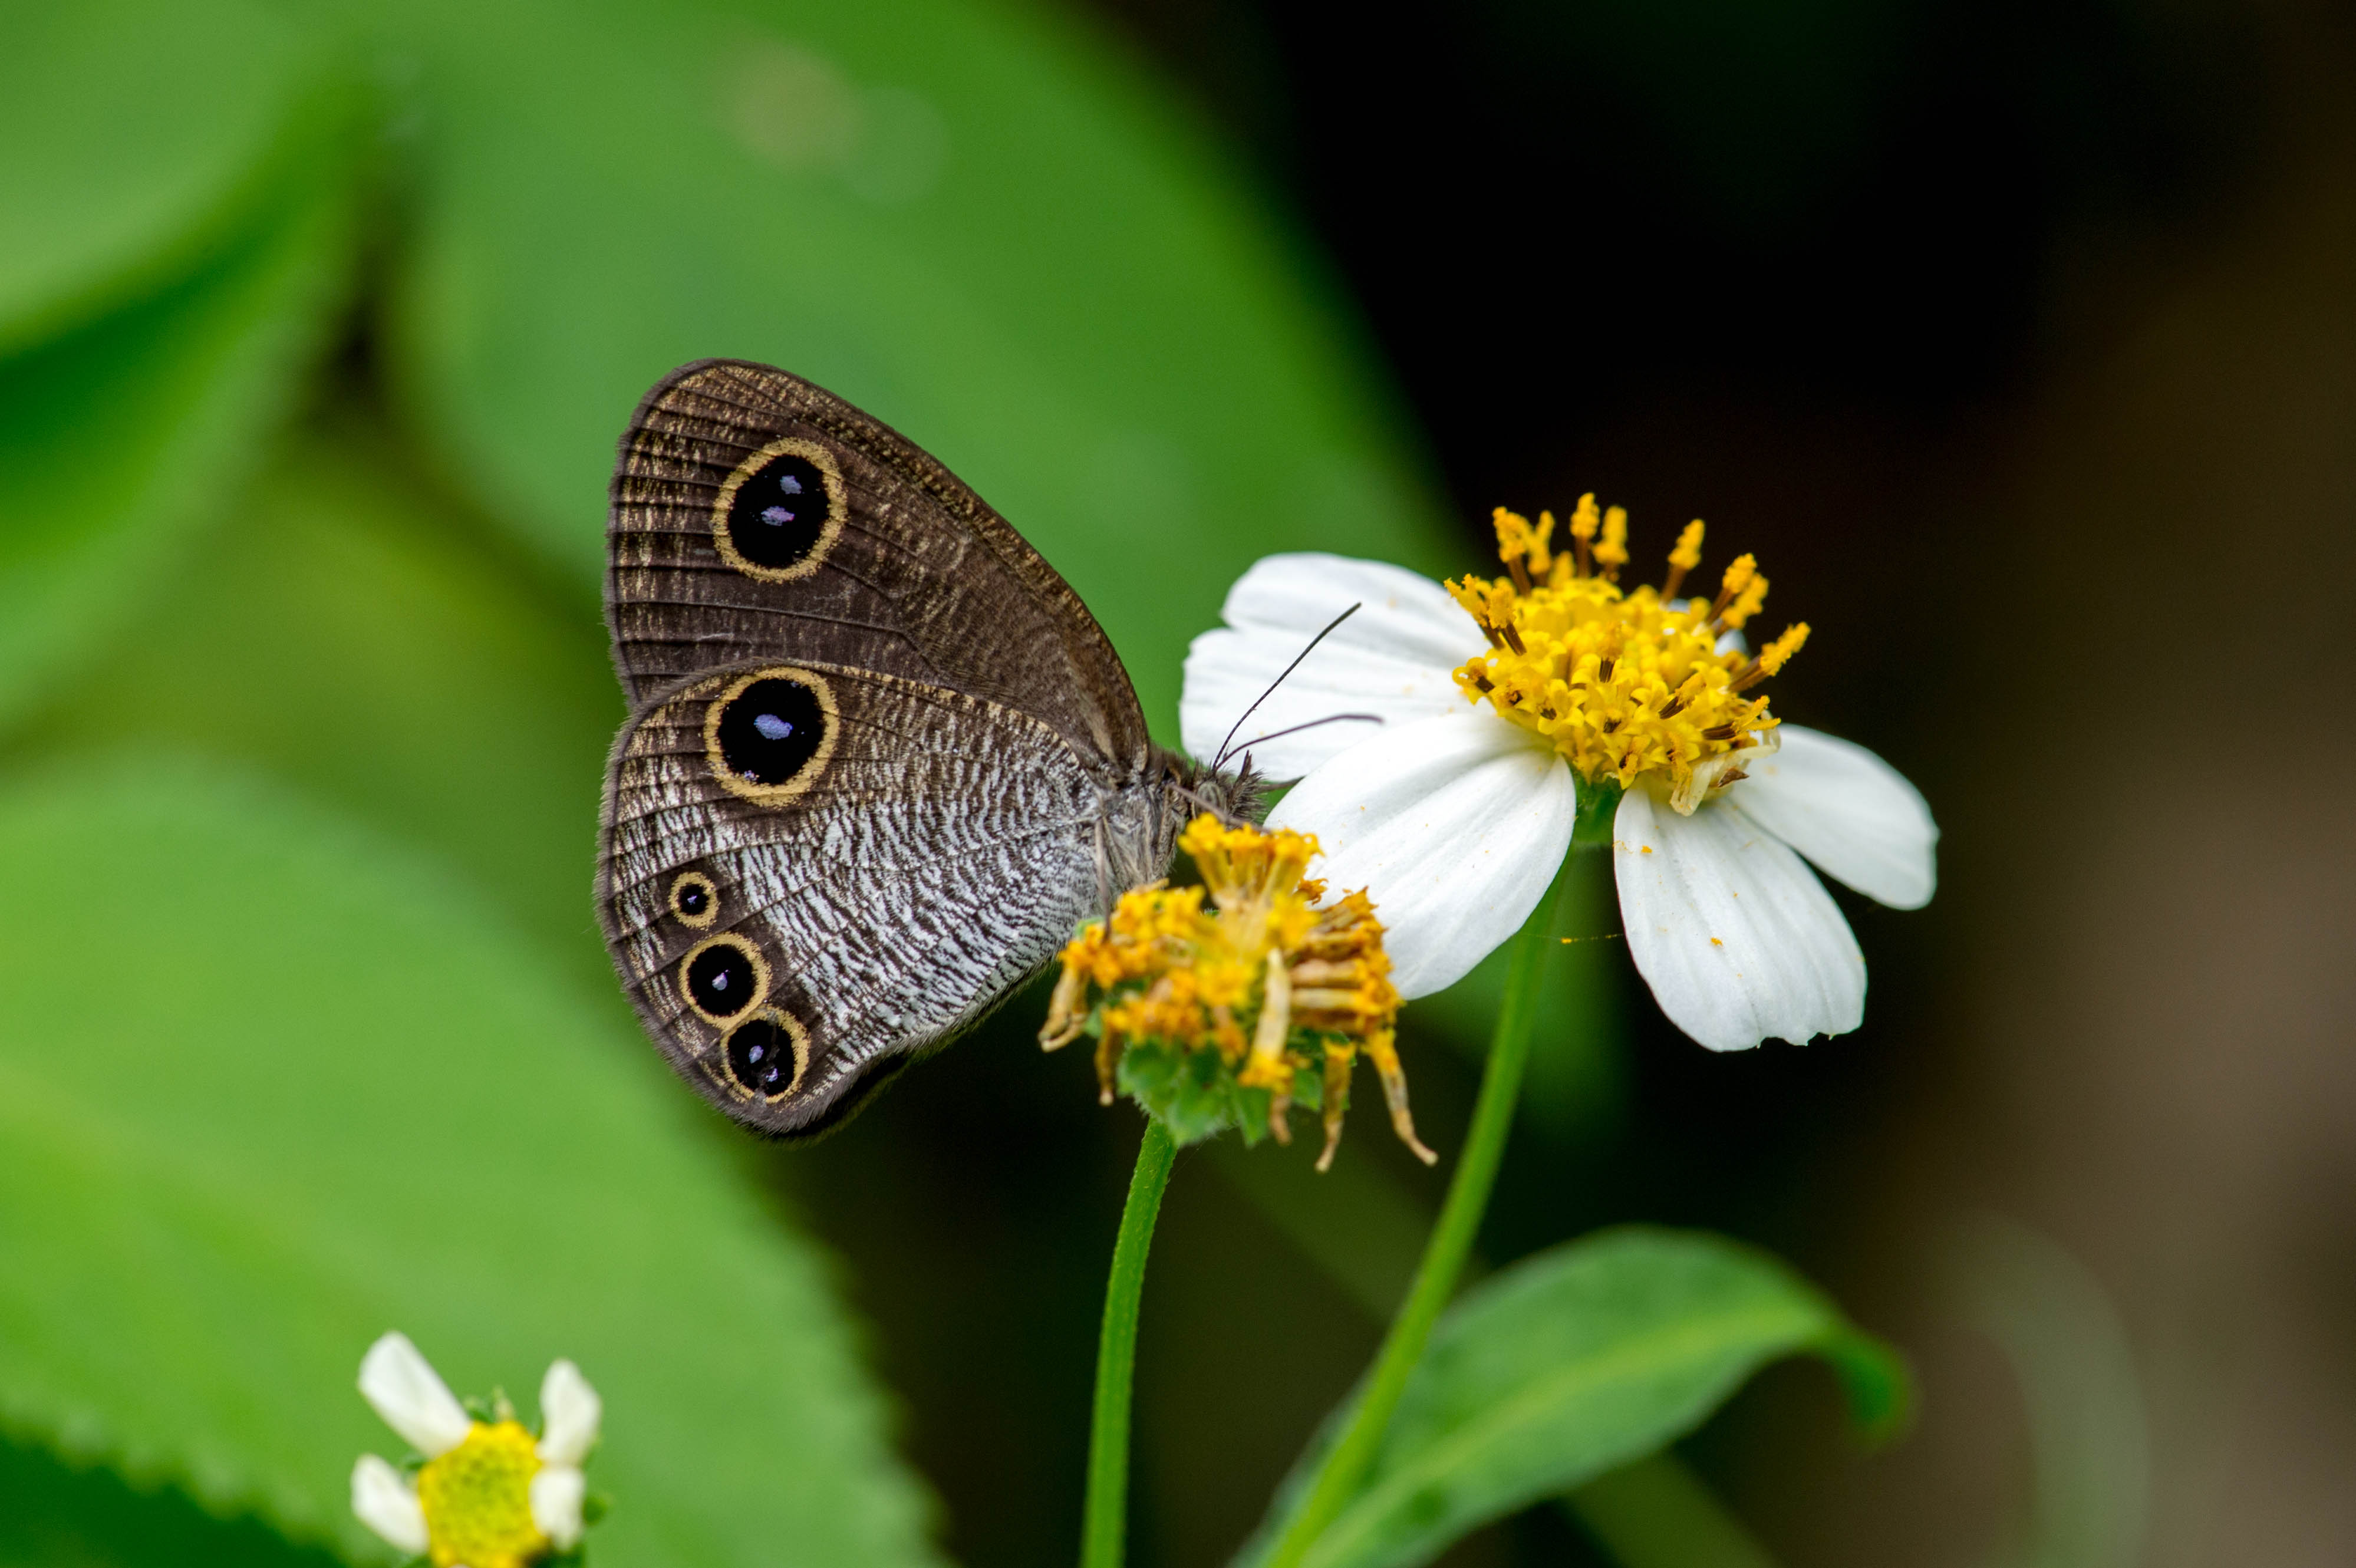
[1238,1227,1908,1568]
[0,130,357,729]
[0,763,939,1568]
[0,0,343,351]
[1560,1452,1781,1568]
[0,1429,340,1568]
[8,413,623,983]
[347,0,1451,738]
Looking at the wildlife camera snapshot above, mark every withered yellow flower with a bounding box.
[1042,816,1431,1170]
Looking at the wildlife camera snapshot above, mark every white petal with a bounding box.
[1734,725,1938,908]
[536,1359,602,1466]
[357,1332,472,1458]
[1614,786,1865,1051]
[351,1454,430,1555]
[530,1464,588,1550]
[1270,711,1577,998]
[1181,553,1484,779]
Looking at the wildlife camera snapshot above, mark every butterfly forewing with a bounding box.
[608,359,1151,765]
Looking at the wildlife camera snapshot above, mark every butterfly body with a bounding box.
[597,361,1248,1137]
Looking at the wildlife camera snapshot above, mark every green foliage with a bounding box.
[331,0,1445,735]
[1237,1228,1909,1568]
[0,765,937,1567]
[1558,1453,1782,1568]
[0,1430,344,1568]
[11,416,622,982]
[0,0,341,351]
[0,130,356,729]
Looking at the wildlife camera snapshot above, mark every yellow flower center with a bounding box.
[415,1420,548,1568]
[1446,496,1809,813]
[1040,816,1429,1168]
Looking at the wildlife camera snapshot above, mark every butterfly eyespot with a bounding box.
[669,871,720,927]
[712,438,845,581]
[679,933,770,1025]
[723,1010,810,1101]
[704,667,838,805]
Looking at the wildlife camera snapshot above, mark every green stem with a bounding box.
[1079,1118,1179,1568]
[1264,882,1564,1568]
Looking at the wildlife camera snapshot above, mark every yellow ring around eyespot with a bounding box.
[669,870,720,930]
[700,665,840,808]
[711,436,846,583]
[693,665,843,806]
[720,1007,811,1103]
[677,932,770,1026]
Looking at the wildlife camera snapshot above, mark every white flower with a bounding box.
[350,1332,601,1565]
[351,1451,430,1556]
[1182,506,1936,1050]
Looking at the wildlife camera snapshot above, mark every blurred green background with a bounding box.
[5,0,2353,1564]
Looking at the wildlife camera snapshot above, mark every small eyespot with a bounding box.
[724,1011,809,1101]
[679,934,768,1025]
[670,871,719,929]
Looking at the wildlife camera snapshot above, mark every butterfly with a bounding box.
[598,361,1257,1138]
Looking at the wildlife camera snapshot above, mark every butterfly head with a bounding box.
[1167,751,1267,830]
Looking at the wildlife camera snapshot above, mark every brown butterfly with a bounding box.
[598,361,1256,1138]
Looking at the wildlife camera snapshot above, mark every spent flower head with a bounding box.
[351,1332,602,1568]
[1181,500,1936,1050]
[1040,815,1432,1169]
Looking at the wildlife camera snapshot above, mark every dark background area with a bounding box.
[776,1,2356,1564]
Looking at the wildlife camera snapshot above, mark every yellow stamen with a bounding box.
[1567,493,1600,577]
[1316,1044,1353,1171]
[1594,505,1629,579]
[1491,507,1549,590]
[1244,950,1295,1142]
[1756,621,1810,676]
[1661,519,1705,599]
[1446,499,1805,811]
[1718,556,1768,630]
[1363,1031,1436,1165]
[415,1422,548,1568]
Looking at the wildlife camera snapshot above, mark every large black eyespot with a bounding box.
[669,871,719,928]
[713,676,827,790]
[719,447,838,577]
[724,1013,808,1101]
[681,935,766,1023]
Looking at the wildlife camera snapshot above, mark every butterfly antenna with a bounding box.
[1214,604,1362,772]
[1228,712,1382,759]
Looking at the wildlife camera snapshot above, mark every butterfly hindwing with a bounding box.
[608,358,1152,768]
[597,658,1108,1137]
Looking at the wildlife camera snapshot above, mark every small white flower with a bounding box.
[351,1452,430,1556]
[350,1332,602,1567]
[358,1332,472,1458]
[1182,503,1936,1050]
[534,1359,601,1469]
